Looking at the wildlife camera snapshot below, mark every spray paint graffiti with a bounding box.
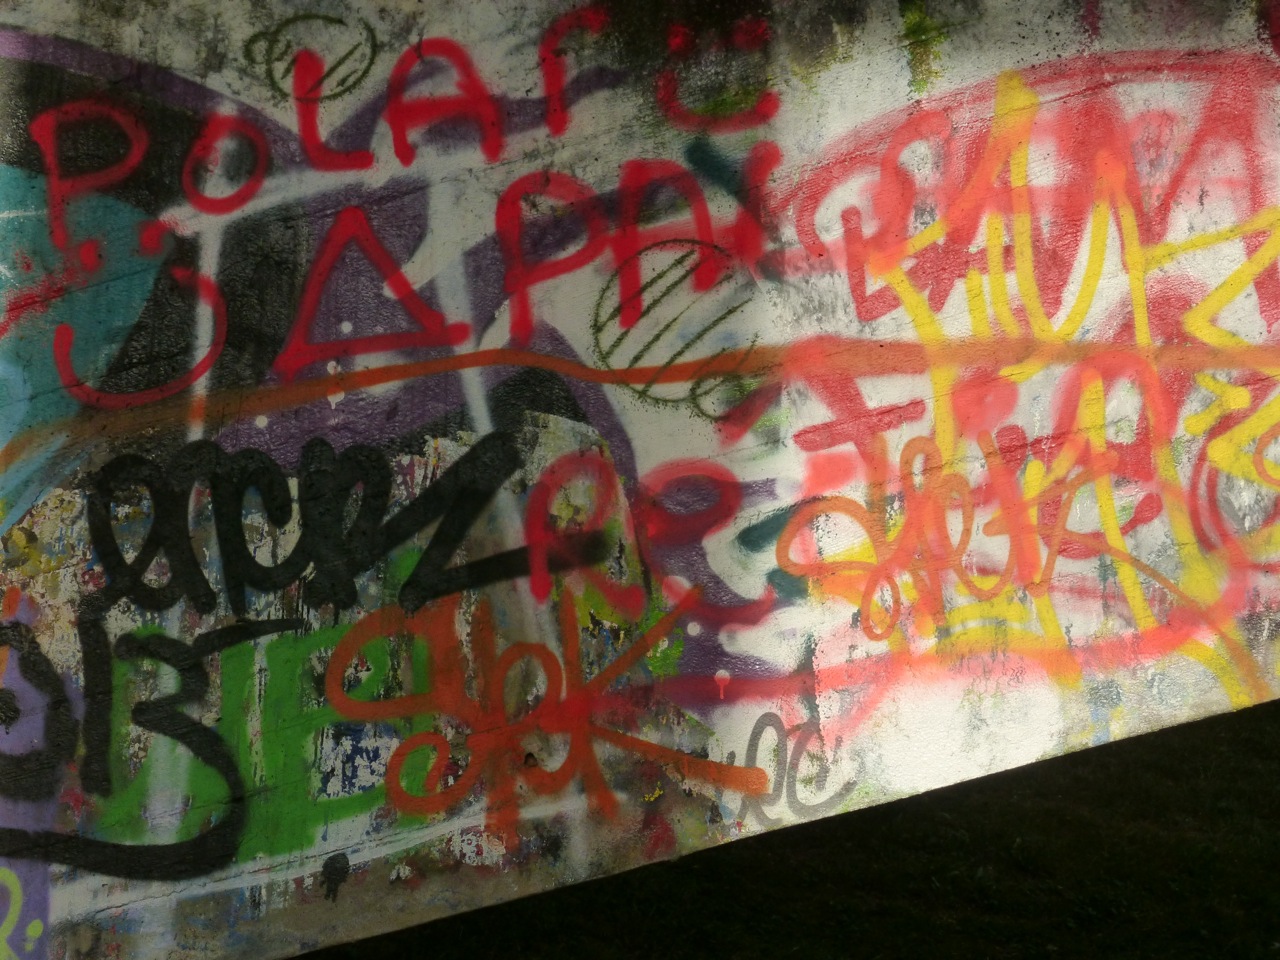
[0,0,1275,955]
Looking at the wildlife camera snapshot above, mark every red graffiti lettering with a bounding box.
[181,113,270,215]
[614,159,724,329]
[273,206,470,382]
[54,267,226,409]
[385,38,504,166]
[326,590,767,844]
[538,4,609,137]
[498,171,609,345]
[28,98,149,253]
[293,49,375,172]
[655,18,780,133]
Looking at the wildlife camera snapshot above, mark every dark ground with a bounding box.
[303,700,1280,959]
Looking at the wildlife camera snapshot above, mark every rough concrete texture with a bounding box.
[0,0,1273,956]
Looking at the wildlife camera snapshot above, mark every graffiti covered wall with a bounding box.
[0,0,1276,954]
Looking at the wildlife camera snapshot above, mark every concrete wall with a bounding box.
[0,0,1274,955]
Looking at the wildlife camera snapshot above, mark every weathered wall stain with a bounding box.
[0,0,1272,956]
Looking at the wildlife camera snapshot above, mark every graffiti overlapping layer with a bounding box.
[0,0,1276,955]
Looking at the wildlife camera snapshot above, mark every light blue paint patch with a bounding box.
[0,164,162,531]
[0,359,30,450]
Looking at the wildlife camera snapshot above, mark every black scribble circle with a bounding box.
[245,15,379,102]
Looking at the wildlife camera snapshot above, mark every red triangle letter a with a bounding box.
[274,206,470,382]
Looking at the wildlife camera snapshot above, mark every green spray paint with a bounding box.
[899,1,948,93]
[95,555,438,859]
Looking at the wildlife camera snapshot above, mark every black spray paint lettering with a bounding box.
[74,431,612,856]
[82,430,610,617]
[0,620,298,880]
[0,622,77,802]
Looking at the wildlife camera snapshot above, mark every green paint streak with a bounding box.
[383,546,424,604]
[646,631,685,679]
[97,607,437,859]
[899,1,948,94]
[1116,499,1136,526]
[95,658,162,843]
[689,82,772,121]
[562,535,677,682]
[241,624,389,858]
[1171,433,1192,468]
[97,626,235,845]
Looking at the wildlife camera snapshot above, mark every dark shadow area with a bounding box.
[304,699,1280,959]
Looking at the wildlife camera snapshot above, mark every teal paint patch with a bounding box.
[684,137,744,199]
[0,164,160,529]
